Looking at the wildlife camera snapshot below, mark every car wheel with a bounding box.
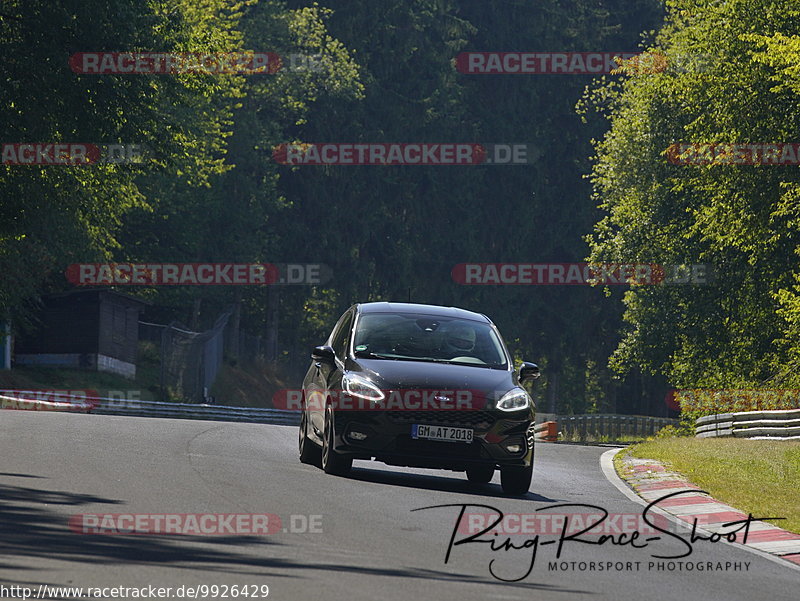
[299,404,320,466]
[466,465,494,483]
[500,464,532,495]
[322,405,352,476]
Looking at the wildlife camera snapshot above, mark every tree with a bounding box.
[585,0,800,388]
[0,0,247,326]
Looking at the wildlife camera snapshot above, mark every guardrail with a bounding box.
[558,414,678,441]
[95,399,301,426]
[696,409,800,439]
[1,395,300,427]
[4,394,681,439]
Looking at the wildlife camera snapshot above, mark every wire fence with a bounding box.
[138,303,274,403]
[140,311,226,403]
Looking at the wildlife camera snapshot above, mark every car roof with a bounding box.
[355,302,491,323]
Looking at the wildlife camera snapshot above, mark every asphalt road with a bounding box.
[0,411,797,600]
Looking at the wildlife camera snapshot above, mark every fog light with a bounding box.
[349,431,367,441]
[503,437,525,453]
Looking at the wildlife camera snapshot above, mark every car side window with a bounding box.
[330,311,354,359]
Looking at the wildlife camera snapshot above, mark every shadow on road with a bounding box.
[0,474,589,594]
[346,464,562,502]
[0,477,283,576]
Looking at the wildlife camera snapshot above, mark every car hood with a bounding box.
[346,358,516,403]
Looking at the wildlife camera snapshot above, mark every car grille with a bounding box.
[386,410,496,429]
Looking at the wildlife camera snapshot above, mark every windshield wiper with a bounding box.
[446,360,500,369]
[354,350,447,362]
[353,350,396,359]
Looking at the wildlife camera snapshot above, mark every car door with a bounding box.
[306,308,354,437]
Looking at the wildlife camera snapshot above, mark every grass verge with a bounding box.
[624,438,800,534]
[0,364,160,400]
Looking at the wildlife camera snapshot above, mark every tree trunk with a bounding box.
[265,286,279,362]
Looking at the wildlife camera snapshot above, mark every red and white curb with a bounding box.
[600,448,800,571]
[0,395,94,412]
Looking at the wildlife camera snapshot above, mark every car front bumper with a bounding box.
[329,409,535,471]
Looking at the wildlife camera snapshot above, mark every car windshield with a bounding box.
[352,312,509,368]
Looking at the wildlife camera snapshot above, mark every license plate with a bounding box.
[411,424,473,443]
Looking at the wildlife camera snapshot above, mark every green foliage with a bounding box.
[4,0,707,414]
[586,0,800,390]
[114,0,364,335]
[678,388,800,425]
[651,423,693,438]
[0,0,248,325]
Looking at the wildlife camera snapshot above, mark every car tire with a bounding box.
[500,464,532,495]
[299,405,320,466]
[466,465,494,483]
[322,405,352,476]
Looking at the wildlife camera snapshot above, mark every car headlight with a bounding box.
[496,388,531,412]
[342,374,385,401]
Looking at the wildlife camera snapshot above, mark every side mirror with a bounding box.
[519,361,541,383]
[311,345,336,365]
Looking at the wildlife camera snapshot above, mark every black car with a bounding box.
[298,302,540,495]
